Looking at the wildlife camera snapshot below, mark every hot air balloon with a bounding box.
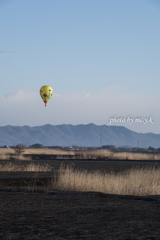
[40,85,53,106]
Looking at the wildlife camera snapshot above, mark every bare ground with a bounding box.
[1,190,160,239]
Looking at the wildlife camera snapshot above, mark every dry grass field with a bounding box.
[1,148,160,161]
[112,151,160,160]
[56,164,160,196]
[1,161,160,196]
[77,150,160,160]
[0,148,75,158]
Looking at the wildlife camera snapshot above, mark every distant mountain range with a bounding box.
[0,123,160,148]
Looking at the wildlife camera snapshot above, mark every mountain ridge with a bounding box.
[0,123,159,148]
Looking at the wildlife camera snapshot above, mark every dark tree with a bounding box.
[101,145,115,150]
[29,143,43,148]
[147,146,156,152]
[14,144,25,155]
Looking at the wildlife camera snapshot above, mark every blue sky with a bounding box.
[0,0,160,133]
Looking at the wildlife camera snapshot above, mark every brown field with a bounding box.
[0,148,75,156]
[1,157,160,239]
[1,148,160,161]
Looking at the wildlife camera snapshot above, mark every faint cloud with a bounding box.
[85,94,91,98]
[3,89,38,102]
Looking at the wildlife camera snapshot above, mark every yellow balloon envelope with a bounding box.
[40,85,53,106]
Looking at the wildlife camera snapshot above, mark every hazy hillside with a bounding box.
[0,123,160,148]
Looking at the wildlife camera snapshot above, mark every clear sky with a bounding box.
[0,0,160,133]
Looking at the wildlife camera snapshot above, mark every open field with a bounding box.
[1,158,160,239]
[1,160,160,196]
[0,148,76,155]
[1,148,160,161]
[0,148,76,161]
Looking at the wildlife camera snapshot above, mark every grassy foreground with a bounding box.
[1,162,160,196]
[55,164,160,196]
